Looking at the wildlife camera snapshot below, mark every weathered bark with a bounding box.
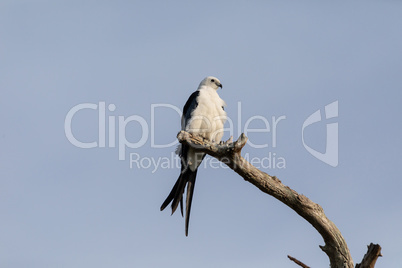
[356,243,382,268]
[176,131,380,268]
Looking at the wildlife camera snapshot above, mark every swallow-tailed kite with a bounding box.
[160,76,226,236]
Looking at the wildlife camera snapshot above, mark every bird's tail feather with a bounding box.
[170,171,188,214]
[160,168,197,213]
[160,174,182,212]
[185,174,196,236]
[160,168,198,236]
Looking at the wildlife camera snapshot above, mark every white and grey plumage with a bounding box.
[160,76,226,236]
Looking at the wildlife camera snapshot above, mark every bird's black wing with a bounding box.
[182,90,200,127]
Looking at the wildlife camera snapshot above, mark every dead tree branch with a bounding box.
[177,131,380,268]
[356,243,382,268]
[287,255,310,268]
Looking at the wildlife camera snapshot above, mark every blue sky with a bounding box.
[1,1,401,267]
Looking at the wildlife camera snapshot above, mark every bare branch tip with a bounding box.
[287,255,310,268]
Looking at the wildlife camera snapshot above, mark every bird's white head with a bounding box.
[198,76,223,90]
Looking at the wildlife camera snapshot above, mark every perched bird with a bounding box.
[160,76,227,236]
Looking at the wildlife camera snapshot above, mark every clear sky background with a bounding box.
[1,1,401,267]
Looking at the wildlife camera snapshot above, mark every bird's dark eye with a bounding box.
[211,79,215,82]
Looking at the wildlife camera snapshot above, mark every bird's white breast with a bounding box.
[185,87,227,142]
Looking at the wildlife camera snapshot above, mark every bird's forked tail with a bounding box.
[160,167,198,236]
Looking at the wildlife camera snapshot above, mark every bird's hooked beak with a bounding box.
[218,83,223,89]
